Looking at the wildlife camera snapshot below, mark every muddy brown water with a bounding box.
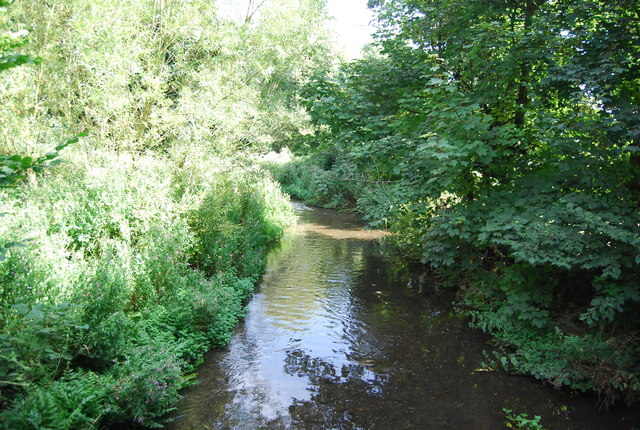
[169,203,639,429]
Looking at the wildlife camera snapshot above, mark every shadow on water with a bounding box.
[169,203,640,429]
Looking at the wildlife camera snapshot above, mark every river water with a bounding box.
[170,203,639,429]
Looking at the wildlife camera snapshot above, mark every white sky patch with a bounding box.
[326,0,375,59]
[216,0,251,23]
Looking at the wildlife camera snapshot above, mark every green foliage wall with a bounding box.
[283,0,640,406]
[1,0,334,155]
[0,0,325,427]
[0,153,294,428]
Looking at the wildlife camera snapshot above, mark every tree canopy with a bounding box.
[284,0,640,406]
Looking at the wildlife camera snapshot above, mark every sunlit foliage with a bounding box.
[1,0,333,155]
[0,0,331,426]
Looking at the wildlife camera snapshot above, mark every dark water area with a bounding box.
[169,203,639,429]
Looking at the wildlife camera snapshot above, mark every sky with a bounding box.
[326,0,376,59]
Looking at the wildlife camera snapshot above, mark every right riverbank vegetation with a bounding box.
[1,0,638,428]
[266,0,640,412]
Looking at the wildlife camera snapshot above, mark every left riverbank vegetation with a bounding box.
[266,0,640,411]
[0,0,330,427]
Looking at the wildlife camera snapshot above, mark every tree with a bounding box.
[293,0,640,404]
[0,0,78,261]
[2,0,334,154]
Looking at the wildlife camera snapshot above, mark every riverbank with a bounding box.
[263,153,640,413]
[0,151,293,428]
[170,202,640,429]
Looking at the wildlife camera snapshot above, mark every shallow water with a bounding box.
[170,203,639,429]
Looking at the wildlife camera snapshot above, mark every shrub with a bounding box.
[0,150,294,427]
[1,371,113,430]
[107,336,187,428]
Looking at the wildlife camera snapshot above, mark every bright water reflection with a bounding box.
[170,203,639,429]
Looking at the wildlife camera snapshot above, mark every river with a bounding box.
[169,203,639,429]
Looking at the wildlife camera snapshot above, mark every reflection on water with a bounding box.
[170,203,639,429]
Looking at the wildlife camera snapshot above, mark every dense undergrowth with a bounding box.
[265,0,640,405]
[267,145,640,409]
[0,150,293,428]
[2,0,639,426]
[0,0,329,426]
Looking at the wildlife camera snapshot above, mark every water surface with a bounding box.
[170,203,639,429]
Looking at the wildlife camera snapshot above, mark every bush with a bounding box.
[1,371,113,430]
[0,151,294,427]
[263,153,363,210]
[107,336,187,428]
